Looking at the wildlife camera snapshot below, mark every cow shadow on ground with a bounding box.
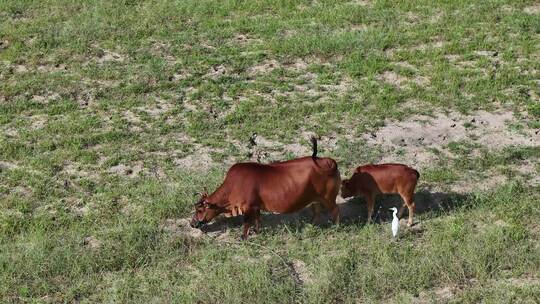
[201,190,472,235]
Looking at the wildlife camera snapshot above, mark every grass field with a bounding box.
[1,0,539,302]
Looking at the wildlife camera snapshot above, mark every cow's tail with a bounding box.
[309,136,338,176]
[413,168,420,181]
[310,136,318,158]
[313,157,339,176]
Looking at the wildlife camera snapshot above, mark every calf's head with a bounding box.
[190,191,223,229]
[340,178,355,198]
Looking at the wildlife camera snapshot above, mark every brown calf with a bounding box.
[190,138,341,239]
[341,164,419,226]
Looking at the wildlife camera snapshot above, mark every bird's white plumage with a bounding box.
[389,207,399,237]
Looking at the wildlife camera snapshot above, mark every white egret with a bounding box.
[389,207,399,238]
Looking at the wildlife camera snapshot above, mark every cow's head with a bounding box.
[190,190,223,229]
[340,178,355,199]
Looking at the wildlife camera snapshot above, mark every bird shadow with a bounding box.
[200,189,472,235]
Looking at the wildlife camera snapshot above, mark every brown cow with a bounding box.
[341,164,419,226]
[190,137,341,239]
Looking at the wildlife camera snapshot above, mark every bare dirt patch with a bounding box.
[137,96,173,117]
[232,34,261,45]
[83,236,102,249]
[32,92,60,104]
[149,40,177,65]
[474,50,498,57]
[415,40,445,51]
[429,11,444,24]
[63,162,99,180]
[206,65,228,79]
[501,276,540,288]
[387,40,445,56]
[394,61,418,71]
[377,71,408,88]
[364,110,538,168]
[284,58,311,73]
[247,59,280,76]
[450,58,484,71]
[108,162,144,178]
[96,49,125,64]
[29,114,48,130]
[243,57,351,105]
[37,63,67,73]
[173,145,219,171]
[346,0,371,6]
[404,11,421,25]
[0,40,8,50]
[414,285,458,303]
[348,24,368,31]
[245,135,313,163]
[377,71,429,88]
[292,260,313,284]
[76,90,96,108]
[514,160,540,186]
[70,202,92,217]
[161,218,203,239]
[451,174,507,193]
[170,70,191,82]
[122,110,141,124]
[3,127,18,137]
[524,4,540,14]
[14,65,29,73]
[0,161,19,171]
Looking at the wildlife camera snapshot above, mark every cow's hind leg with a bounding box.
[397,203,407,219]
[330,204,340,225]
[254,209,262,234]
[311,203,322,224]
[320,194,340,225]
[241,212,254,240]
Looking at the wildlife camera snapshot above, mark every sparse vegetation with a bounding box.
[1,0,539,302]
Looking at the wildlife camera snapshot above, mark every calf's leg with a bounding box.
[407,201,416,226]
[400,191,416,226]
[365,193,375,223]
